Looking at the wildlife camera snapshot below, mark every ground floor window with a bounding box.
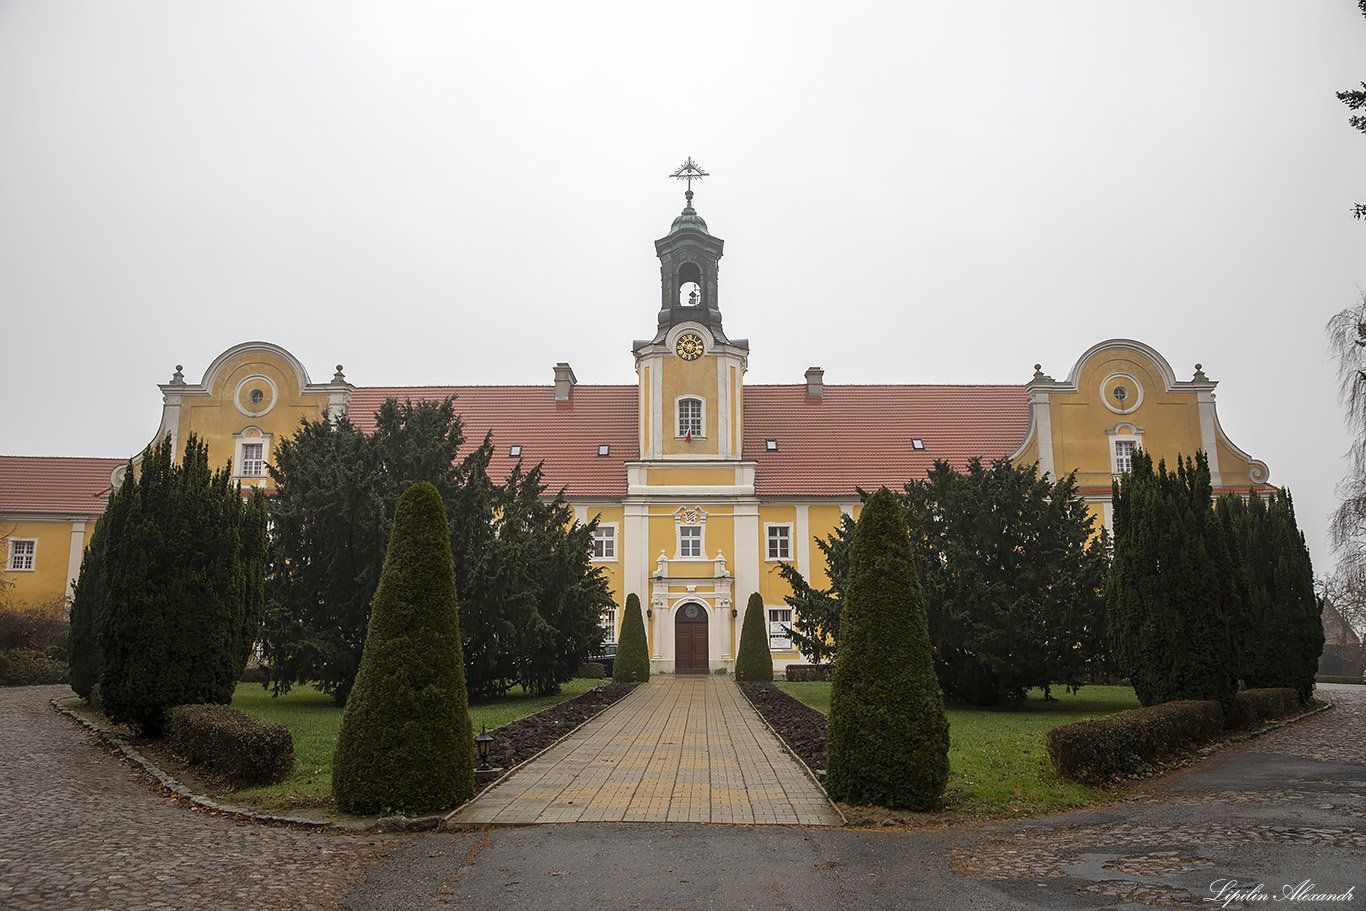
[769,607,793,650]
[7,539,36,571]
[591,525,616,561]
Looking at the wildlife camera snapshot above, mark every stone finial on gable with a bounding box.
[171,364,185,385]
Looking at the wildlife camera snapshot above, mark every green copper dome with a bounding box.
[669,205,709,235]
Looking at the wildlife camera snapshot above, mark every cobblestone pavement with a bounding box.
[946,683,1366,908]
[0,685,395,911]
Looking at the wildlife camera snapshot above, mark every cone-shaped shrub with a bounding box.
[614,593,650,682]
[824,487,949,810]
[735,592,774,681]
[332,481,473,815]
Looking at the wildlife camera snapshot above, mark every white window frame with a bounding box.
[591,524,618,562]
[600,605,618,639]
[675,396,705,439]
[1107,423,1143,476]
[765,524,792,561]
[679,525,703,559]
[241,442,265,478]
[768,607,793,651]
[7,539,36,572]
[233,428,273,483]
[1114,440,1135,474]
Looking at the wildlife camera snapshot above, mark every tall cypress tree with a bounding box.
[1218,490,1323,701]
[734,591,774,681]
[68,513,107,700]
[614,593,650,682]
[825,488,949,810]
[333,482,473,815]
[99,435,261,733]
[1108,450,1239,714]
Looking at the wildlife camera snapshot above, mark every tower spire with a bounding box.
[670,157,709,207]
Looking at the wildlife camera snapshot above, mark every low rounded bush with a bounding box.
[1,649,69,686]
[166,704,294,786]
[577,661,606,679]
[1047,700,1224,784]
[1229,687,1303,731]
[785,664,833,682]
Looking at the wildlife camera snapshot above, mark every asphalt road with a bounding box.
[343,685,1365,911]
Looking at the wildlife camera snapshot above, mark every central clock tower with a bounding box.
[632,167,749,461]
[625,162,758,675]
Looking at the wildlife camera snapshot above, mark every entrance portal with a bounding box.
[674,602,709,674]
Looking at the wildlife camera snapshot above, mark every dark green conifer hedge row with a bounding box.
[167,704,294,786]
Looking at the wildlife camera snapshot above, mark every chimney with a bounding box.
[805,366,824,397]
[554,362,577,401]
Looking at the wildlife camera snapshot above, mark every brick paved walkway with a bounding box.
[0,685,393,911]
[450,675,842,826]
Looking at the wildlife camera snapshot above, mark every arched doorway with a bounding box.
[674,602,709,674]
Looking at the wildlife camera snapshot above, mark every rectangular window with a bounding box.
[600,606,618,637]
[591,526,616,561]
[769,608,793,650]
[7,539,36,572]
[678,398,702,437]
[766,525,791,560]
[1115,440,1135,474]
[242,442,264,477]
[679,525,702,558]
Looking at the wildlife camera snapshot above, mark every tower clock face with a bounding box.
[675,332,704,361]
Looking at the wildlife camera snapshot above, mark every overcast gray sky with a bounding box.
[1,2,1361,575]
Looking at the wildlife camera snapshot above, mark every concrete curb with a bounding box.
[49,698,380,833]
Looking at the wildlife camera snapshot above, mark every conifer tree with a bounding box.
[614,593,650,682]
[734,591,774,681]
[825,488,949,810]
[1218,490,1323,701]
[1108,450,1239,714]
[99,435,263,733]
[332,481,473,815]
[68,513,107,701]
[901,458,1110,705]
[776,513,855,666]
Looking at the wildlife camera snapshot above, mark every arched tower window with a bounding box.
[678,262,702,307]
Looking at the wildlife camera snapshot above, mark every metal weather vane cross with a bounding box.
[670,157,709,201]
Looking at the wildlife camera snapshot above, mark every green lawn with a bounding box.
[778,682,1141,818]
[224,678,601,813]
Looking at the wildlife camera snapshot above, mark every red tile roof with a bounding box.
[346,383,1032,499]
[347,386,640,498]
[0,456,124,515]
[744,384,1030,497]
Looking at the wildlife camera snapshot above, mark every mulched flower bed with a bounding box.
[737,680,828,773]
[475,681,638,773]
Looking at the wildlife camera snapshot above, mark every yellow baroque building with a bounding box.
[0,193,1272,674]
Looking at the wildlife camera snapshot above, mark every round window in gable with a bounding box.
[250,389,264,405]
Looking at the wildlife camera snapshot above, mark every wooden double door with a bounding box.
[674,602,710,674]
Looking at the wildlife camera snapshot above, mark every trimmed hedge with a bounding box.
[1315,675,1366,685]
[1228,687,1303,731]
[785,664,833,682]
[167,704,294,786]
[615,594,650,682]
[1047,700,1224,784]
[0,649,69,686]
[734,593,774,682]
[577,661,606,679]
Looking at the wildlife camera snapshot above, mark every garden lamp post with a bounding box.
[475,725,494,771]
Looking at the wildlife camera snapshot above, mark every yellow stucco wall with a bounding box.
[662,357,720,457]
[170,350,334,487]
[2,519,84,613]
